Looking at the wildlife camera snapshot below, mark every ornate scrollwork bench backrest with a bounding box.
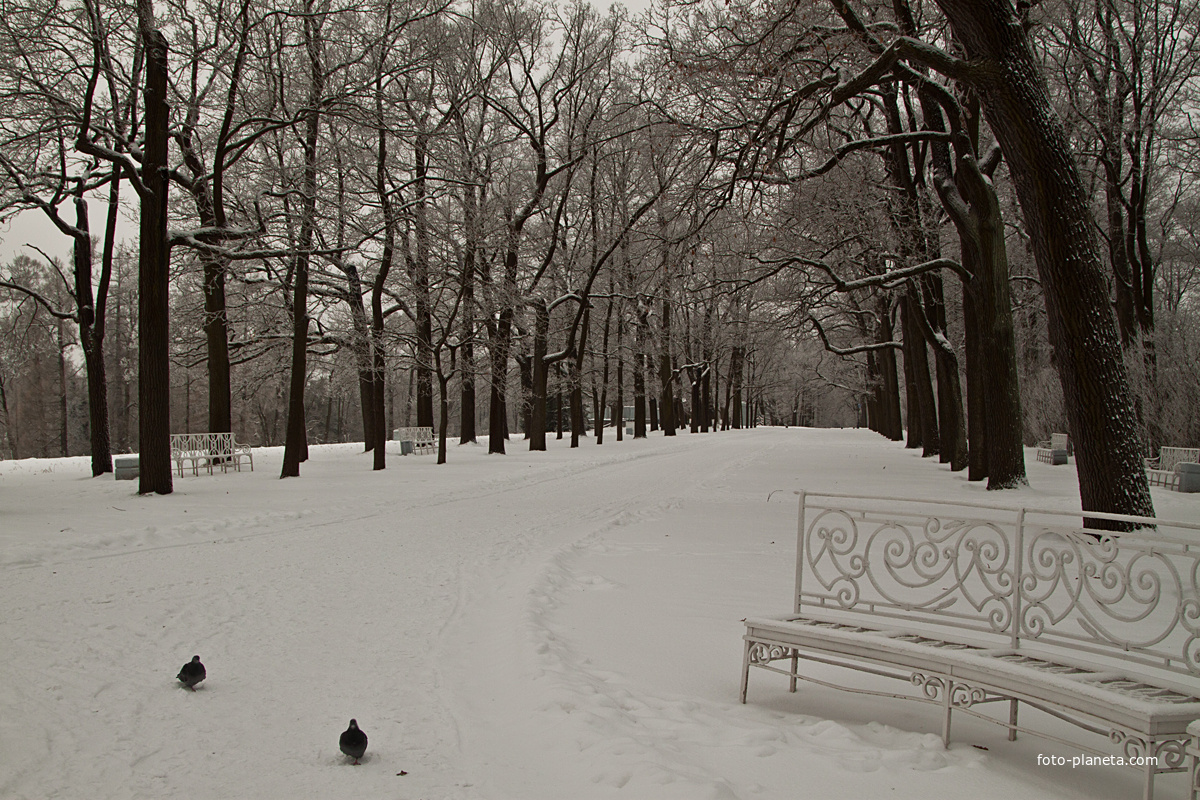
[797,492,1020,640]
[796,493,1200,679]
[170,432,237,456]
[1015,508,1200,680]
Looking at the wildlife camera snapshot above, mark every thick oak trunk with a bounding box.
[934,0,1153,520]
[137,23,172,495]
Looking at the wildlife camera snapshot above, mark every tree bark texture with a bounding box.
[658,293,676,437]
[901,291,938,457]
[71,193,113,475]
[933,0,1153,519]
[137,22,173,495]
[529,298,549,451]
[411,132,435,430]
[459,182,479,445]
[281,2,322,478]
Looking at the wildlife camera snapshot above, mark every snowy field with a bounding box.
[1,427,1198,800]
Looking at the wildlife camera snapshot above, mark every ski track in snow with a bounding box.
[2,429,1195,799]
[504,436,987,799]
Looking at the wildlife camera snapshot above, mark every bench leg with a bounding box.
[739,640,754,704]
[789,650,799,693]
[941,687,953,748]
[1143,756,1155,800]
[1008,698,1018,741]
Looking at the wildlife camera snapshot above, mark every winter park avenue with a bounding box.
[5,0,1200,792]
[2,427,1199,799]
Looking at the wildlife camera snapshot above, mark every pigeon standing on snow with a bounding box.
[177,655,206,690]
[339,719,368,764]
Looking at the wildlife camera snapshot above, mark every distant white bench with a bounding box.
[740,492,1200,800]
[169,432,254,476]
[1036,432,1069,465]
[392,426,435,456]
[1145,446,1200,490]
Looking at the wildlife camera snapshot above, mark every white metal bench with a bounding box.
[169,432,254,476]
[1146,447,1200,490]
[1036,432,1070,465]
[392,426,435,455]
[740,491,1200,800]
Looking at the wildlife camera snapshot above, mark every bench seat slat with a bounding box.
[745,614,1200,735]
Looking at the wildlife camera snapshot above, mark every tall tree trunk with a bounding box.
[136,10,172,495]
[658,294,676,437]
[865,348,881,435]
[570,305,588,447]
[729,344,745,429]
[74,189,113,475]
[57,317,68,456]
[700,302,714,433]
[0,372,14,458]
[488,206,524,454]
[459,182,479,445]
[921,87,1024,485]
[437,370,451,464]
[201,0,252,438]
[281,0,322,478]
[902,290,938,457]
[488,316,511,453]
[920,274,966,469]
[529,299,549,451]
[614,293,625,441]
[876,300,904,441]
[411,132,434,429]
[370,73,395,471]
[595,291,613,444]
[341,271,374,451]
[962,285,988,481]
[961,161,1026,489]
[633,303,648,438]
[932,0,1152,519]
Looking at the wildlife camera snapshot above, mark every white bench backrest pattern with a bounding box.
[1158,447,1200,472]
[799,498,1017,639]
[1049,432,1069,450]
[171,432,237,454]
[1016,517,1200,676]
[393,427,435,444]
[796,493,1200,679]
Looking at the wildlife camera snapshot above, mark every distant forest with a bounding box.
[0,0,1196,515]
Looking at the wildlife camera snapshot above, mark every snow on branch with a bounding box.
[0,280,78,321]
[809,314,900,356]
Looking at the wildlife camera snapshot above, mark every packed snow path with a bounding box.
[2,428,1194,799]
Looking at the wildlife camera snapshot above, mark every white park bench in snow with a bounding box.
[1145,446,1200,491]
[1036,432,1069,465]
[740,491,1200,800]
[392,426,435,456]
[169,432,254,476]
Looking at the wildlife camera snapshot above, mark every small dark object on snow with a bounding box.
[177,655,205,690]
[340,719,368,764]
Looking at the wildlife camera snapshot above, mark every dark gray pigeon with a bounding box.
[339,719,368,764]
[176,655,206,690]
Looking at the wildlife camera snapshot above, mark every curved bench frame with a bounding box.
[740,492,1200,800]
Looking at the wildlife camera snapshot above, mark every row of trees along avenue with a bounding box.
[4,0,1200,526]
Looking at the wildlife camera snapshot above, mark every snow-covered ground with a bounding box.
[1,427,1197,800]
